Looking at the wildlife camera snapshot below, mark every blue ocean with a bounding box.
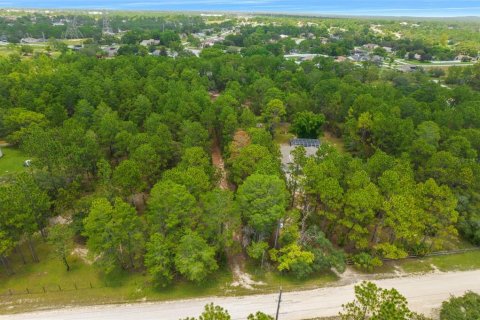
[1,0,480,17]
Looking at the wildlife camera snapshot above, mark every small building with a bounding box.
[363,43,379,51]
[383,46,393,53]
[140,39,160,47]
[20,37,44,44]
[290,138,321,148]
[102,46,119,57]
[281,139,321,171]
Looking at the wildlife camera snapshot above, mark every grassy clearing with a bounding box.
[1,235,479,315]
[275,123,295,145]
[0,147,28,176]
[429,251,480,272]
[246,262,338,292]
[0,238,337,314]
[396,250,480,274]
[397,259,435,273]
[0,237,237,314]
[322,131,345,153]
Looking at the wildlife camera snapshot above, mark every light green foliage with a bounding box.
[2,108,48,145]
[174,231,218,282]
[147,180,197,234]
[417,179,459,250]
[182,304,273,320]
[6,173,51,238]
[163,167,212,198]
[262,99,286,134]
[182,303,231,320]
[47,224,74,271]
[180,120,210,151]
[144,233,174,287]
[351,253,383,272]
[247,241,269,260]
[270,243,315,277]
[237,174,287,236]
[303,227,346,274]
[131,143,162,185]
[112,159,144,197]
[83,198,144,273]
[440,292,480,320]
[416,121,441,147]
[340,281,428,320]
[247,312,274,320]
[229,144,280,186]
[199,189,239,248]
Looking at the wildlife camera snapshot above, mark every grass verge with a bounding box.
[0,146,28,176]
[396,250,480,274]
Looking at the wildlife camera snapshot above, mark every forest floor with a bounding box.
[210,134,263,290]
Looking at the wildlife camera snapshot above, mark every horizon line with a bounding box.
[1,6,480,19]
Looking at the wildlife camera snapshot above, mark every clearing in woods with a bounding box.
[209,92,263,290]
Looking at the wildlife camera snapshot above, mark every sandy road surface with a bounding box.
[3,270,480,320]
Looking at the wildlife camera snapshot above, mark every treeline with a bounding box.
[0,13,205,42]
[0,44,478,282]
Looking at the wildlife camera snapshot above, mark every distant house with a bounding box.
[455,54,473,62]
[281,138,321,170]
[363,43,379,51]
[140,39,160,47]
[102,46,119,57]
[398,64,419,72]
[383,46,393,53]
[20,37,43,44]
[319,37,329,44]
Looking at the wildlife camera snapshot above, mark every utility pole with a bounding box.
[102,10,113,35]
[64,16,83,39]
[275,287,282,320]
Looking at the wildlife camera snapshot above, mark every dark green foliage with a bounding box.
[1,14,480,286]
[440,292,480,320]
[291,111,325,139]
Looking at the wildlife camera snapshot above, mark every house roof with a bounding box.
[290,138,321,147]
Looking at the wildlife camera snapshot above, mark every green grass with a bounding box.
[246,262,338,292]
[429,251,480,272]
[274,123,295,144]
[322,131,345,153]
[398,259,435,273]
[0,237,237,314]
[0,238,338,314]
[1,235,479,315]
[397,250,480,274]
[0,147,29,176]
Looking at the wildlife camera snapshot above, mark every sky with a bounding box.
[1,0,480,17]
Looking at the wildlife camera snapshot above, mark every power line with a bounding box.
[102,10,114,36]
[64,16,83,39]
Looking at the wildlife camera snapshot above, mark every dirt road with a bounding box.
[3,269,480,320]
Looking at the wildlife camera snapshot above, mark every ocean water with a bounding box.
[1,0,480,17]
